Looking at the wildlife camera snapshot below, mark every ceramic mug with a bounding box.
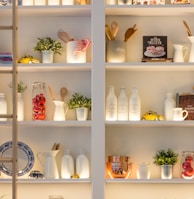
[173,107,188,121]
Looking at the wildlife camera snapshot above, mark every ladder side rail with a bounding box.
[12,1,18,199]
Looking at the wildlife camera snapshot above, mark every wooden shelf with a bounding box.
[0,178,91,184]
[0,5,91,17]
[0,120,92,128]
[106,62,194,71]
[106,4,194,16]
[105,178,194,183]
[0,63,91,72]
[106,120,194,127]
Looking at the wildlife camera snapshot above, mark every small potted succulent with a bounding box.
[153,148,178,179]
[67,92,91,121]
[34,36,62,63]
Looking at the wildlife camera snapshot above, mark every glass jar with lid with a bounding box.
[181,151,194,179]
[32,82,46,120]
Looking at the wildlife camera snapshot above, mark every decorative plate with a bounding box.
[0,141,34,176]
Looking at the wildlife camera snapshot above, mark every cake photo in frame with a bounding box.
[171,0,190,4]
[142,36,167,61]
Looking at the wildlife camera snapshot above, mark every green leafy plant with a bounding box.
[153,148,178,166]
[67,92,91,110]
[34,36,62,54]
[9,81,27,93]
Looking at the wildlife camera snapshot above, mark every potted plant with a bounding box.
[9,81,27,121]
[153,148,178,179]
[34,36,62,63]
[67,92,91,121]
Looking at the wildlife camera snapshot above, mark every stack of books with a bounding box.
[0,53,12,64]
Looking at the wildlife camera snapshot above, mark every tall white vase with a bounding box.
[17,93,24,121]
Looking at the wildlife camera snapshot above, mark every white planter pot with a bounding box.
[76,108,88,121]
[41,50,54,63]
[66,41,86,63]
[161,165,173,179]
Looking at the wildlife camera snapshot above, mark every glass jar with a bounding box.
[32,82,46,120]
[181,151,194,179]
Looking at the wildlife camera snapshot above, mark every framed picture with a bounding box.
[142,36,167,60]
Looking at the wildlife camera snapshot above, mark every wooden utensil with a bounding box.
[58,29,73,43]
[105,24,113,40]
[48,86,55,101]
[111,21,119,40]
[124,24,137,42]
[183,20,192,36]
[60,87,68,101]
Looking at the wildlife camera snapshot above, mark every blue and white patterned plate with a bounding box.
[0,141,34,176]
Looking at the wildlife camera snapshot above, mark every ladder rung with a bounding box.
[0,26,13,30]
[0,157,13,163]
[0,69,13,74]
[0,114,13,119]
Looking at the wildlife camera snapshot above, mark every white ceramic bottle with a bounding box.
[117,87,128,121]
[76,149,89,178]
[17,93,24,121]
[0,93,7,121]
[129,87,141,121]
[61,149,74,179]
[106,86,117,121]
[164,93,176,120]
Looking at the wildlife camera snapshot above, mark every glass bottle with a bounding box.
[17,93,24,121]
[129,87,141,121]
[164,93,176,121]
[106,86,117,121]
[118,87,128,121]
[181,151,194,179]
[32,82,46,120]
[0,93,7,121]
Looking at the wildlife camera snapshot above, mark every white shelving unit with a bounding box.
[0,1,194,199]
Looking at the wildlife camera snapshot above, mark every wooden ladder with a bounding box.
[0,1,18,199]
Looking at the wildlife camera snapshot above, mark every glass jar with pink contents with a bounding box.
[181,151,194,179]
[32,82,46,120]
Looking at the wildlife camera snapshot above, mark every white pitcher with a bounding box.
[37,150,60,179]
[53,100,68,121]
[173,44,188,62]
[188,36,194,62]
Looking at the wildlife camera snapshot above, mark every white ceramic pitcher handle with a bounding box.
[183,46,189,59]
[182,110,188,120]
[37,152,46,168]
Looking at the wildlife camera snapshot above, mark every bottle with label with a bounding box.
[164,93,176,120]
[61,149,74,179]
[0,93,7,121]
[129,87,141,121]
[106,86,117,121]
[118,87,128,121]
[76,149,89,178]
